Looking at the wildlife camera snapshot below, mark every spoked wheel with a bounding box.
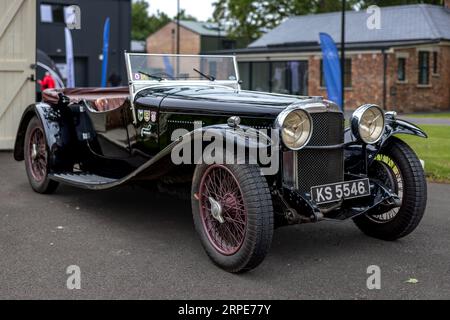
[192,164,273,273]
[28,126,47,182]
[353,137,427,240]
[367,155,404,223]
[199,165,247,255]
[24,117,59,194]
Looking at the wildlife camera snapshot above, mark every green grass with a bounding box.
[403,112,450,119]
[399,125,450,183]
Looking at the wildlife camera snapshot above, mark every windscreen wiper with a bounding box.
[138,70,164,81]
[193,68,215,81]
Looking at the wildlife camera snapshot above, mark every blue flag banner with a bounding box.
[101,17,110,87]
[163,56,174,78]
[319,33,342,109]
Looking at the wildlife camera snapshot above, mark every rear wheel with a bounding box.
[353,137,427,240]
[24,117,59,194]
[192,164,273,273]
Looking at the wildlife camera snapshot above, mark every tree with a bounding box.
[212,0,444,43]
[132,0,171,41]
[212,0,359,42]
[175,9,198,22]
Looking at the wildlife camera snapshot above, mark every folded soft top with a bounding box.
[42,87,129,105]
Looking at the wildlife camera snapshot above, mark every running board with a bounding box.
[49,172,121,190]
[48,137,183,190]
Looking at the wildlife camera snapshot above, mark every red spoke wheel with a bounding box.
[192,164,273,273]
[28,126,47,182]
[24,117,59,194]
[199,165,247,255]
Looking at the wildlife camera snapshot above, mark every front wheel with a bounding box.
[24,117,59,194]
[192,164,274,273]
[353,137,427,240]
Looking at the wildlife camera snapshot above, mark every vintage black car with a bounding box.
[14,54,427,273]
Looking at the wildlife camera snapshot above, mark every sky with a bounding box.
[145,0,216,22]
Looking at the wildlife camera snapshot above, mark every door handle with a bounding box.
[141,125,153,138]
[28,74,36,82]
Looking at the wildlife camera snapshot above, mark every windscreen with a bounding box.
[127,54,238,83]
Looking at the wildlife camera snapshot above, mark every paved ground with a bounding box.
[344,111,450,126]
[399,117,450,126]
[1,151,449,300]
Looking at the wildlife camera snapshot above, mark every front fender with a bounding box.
[381,117,427,142]
[131,124,278,181]
[344,114,427,173]
[172,124,279,154]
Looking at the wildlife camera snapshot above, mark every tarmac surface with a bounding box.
[1,152,449,300]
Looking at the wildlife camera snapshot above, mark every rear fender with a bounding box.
[13,103,73,168]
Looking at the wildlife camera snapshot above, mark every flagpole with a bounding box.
[340,0,346,112]
[176,0,180,76]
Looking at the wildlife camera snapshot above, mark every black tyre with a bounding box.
[353,137,427,240]
[192,164,274,273]
[24,117,59,194]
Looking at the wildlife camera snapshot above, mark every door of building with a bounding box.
[0,0,36,149]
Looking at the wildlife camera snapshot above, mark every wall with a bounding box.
[387,45,450,113]
[309,52,385,111]
[146,22,201,54]
[37,0,131,87]
[308,44,450,112]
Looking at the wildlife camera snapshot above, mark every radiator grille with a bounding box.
[308,112,344,146]
[296,112,344,194]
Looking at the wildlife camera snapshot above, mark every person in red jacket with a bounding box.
[38,72,56,91]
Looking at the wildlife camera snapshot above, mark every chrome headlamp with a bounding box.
[351,104,385,144]
[276,108,313,150]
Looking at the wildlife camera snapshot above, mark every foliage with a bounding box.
[400,125,450,183]
[131,1,197,41]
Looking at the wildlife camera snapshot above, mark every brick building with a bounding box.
[147,20,245,54]
[226,3,450,113]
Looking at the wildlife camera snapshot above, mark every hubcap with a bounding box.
[198,165,247,256]
[31,144,38,160]
[209,197,225,224]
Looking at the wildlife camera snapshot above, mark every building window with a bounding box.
[321,58,352,88]
[238,62,251,90]
[271,62,289,94]
[40,3,67,24]
[288,61,308,96]
[320,60,326,87]
[251,62,270,92]
[418,51,430,85]
[397,58,406,81]
[239,61,308,95]
[222,40,236,50]
[432,51,438,74]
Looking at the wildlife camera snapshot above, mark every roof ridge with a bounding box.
[418,4,440,39]
[288,3,445,20]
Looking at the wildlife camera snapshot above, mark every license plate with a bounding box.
[311,178,370,204]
